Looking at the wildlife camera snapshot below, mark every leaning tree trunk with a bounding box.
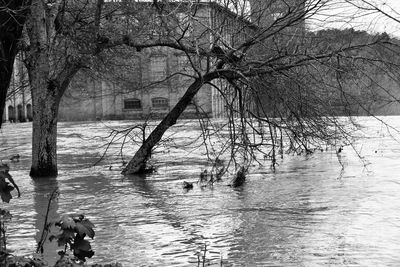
[122,76,212,175]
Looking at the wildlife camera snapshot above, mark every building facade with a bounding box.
[2,54,32,123]
[58,1,253,121]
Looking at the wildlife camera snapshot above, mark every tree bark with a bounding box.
[122,75,214,175]
[26,0,58,177]
[29,80,60,177]
[28,66,78,177]
[0,0,31,127]
[26,0,79,177]
[25,0,100,177]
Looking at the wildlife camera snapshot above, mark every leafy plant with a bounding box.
[50,214,95,262]
[0,163,20,265]
[0,164,20,203]
[0,165,100,265]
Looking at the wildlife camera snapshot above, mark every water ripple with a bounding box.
[2,118,400,265]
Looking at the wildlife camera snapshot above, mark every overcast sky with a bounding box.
[309,0,400,36]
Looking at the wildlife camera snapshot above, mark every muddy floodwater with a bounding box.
[1,117,400,266]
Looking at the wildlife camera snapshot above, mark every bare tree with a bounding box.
[13,0,400,178]
[118,0,400,175]
[23,0,197,177]
[24,0,102,176]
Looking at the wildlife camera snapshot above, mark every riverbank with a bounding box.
[4,255,122,267]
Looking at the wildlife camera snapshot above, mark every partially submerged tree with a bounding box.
[14,0,400,178]
[118,0,400,175]
[24,0,97,176]
[23,0,135,176]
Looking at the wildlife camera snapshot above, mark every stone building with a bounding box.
[1,1,254,123]
[2,54,32,123]
[58,1,255,121]
[5,1,399,123]
[2,1,310,123]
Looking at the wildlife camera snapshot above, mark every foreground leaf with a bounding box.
[0,164,20,198]
[0,179,13,203]
[74,239,91,251]
[59,215,76,229]
[75,219,95,239]
[56,229,75,247]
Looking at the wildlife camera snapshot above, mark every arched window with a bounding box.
[26,104,33,121]
[124,98,142,110]
[152,97,169,109]
[17,104,25,122]
[8,106,15,122]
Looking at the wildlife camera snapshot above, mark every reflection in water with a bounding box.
[33,178,59,266]
[1,118,400,266]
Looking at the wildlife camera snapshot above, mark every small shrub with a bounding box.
[0,163,20,261]
[50,214,95,262]
[0,164,20,203]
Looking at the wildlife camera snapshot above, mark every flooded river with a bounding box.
[1,117,400,266]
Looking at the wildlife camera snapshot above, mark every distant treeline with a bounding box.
[257,28,400,117]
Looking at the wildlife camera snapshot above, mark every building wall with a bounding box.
[59,2,243,121]
[3,2,253,123]
[2,55,32,123]
[58,47,214,121]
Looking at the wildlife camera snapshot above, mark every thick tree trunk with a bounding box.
[0,0,31,127]
[26,0,78,177]
[25,0,94,177]
[26,0,58,177]
[29,80,60,177]
[25,0,53,177]
[122,76,211,175]
[28,66,78,177]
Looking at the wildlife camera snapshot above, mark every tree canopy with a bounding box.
[3,0,400,177]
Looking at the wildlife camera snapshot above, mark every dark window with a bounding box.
[152,97,169,109]
[8,106,15,122]
[124,99,142,110]
[17,104,25,122]
[26,104,33,121]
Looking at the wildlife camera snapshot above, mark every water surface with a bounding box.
[1,117,400,266]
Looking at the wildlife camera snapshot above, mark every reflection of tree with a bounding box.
[125,175,233,264]
[33,177,59,266]
[127,175,197,231]
[226,167,320,265]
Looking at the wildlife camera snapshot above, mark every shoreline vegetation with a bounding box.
[0,162,227,267]
[0,164,123,267]
[2,256,122,267]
